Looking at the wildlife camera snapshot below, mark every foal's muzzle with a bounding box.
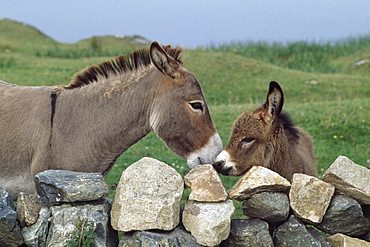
[213,160,232,175]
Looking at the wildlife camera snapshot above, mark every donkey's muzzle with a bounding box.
[213,161,232,175]
[186,133,223,169]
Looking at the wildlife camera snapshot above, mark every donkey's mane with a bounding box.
[55,45,183,92]
[279,112,300,144]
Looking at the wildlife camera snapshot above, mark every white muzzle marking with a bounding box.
[186,133,223,169]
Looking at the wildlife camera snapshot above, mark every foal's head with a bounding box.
[214,81,299,176]
[148,42,223,168]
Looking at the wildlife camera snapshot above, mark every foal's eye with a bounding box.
[189,101,204,113]
[239,137,255,147]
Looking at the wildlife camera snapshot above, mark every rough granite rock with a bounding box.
[322,155,370,205]
[243,192,290,222]
[273,215,322,247]
[316,195,370,237]
[16,192,41,227]
[111,157,184,232]
[34,170,109,204]
[182,199,234,246]
[0,187,24,247]
[289,173,335,224]
[184,164,228,202]
[46,198,117,247]
[120,226,202,247]
[364,205,370,220]
[21,207,51,247]
[118,239,141,247]
[306,227,332,247]
[326,233,370,247]
[222,218,274,247]
[363,233,370,244]
[229,166,291,201]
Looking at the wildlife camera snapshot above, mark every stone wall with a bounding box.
[0,156,369,247]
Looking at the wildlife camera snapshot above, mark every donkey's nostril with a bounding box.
[212,160,225,172]
[213,160,224,166]
[220,166,232,175]
[213,161,232,175]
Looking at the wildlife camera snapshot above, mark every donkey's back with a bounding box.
[214,81,317,181]
[0,81,55,198]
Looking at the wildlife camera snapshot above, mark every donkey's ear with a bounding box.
[262,81,284,123]
[150,41,180,79]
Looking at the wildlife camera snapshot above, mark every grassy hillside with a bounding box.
[0,19,56,53]
[182,49,370,105]
[211,38,370,74]
[1,19,369,217]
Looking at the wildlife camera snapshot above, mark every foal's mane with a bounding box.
[53,45,183,94]
[279,112,300,144]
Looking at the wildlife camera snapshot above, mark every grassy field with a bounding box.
[1,19,369,218]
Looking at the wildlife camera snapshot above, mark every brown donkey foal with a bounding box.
[214,81,317,181]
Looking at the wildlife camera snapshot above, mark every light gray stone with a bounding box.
[182,199,234,246]
[184,164,228,202]
[243,192,290,222]
[316,195,370,237]
[229,166,291,201]
[0,187,13,209]
[0,187,23,247]
[22,207,50,247]
[111,157,184,232]
[273,215,322,247]
[16,192,41,227]
[326,233,370,247]
[223,218,274,247]
[322,155,370,205]
[289,173,335,224]
[35,170,109,204]
[46,198,118,247]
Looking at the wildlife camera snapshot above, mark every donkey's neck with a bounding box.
[51,69,158,174]
[269,125,303,180]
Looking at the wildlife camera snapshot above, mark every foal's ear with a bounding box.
[150,41,180,79]
[262,81,284,123]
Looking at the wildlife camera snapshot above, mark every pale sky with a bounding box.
[1,0,370,48]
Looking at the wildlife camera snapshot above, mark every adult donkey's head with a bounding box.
[148,42,223,168]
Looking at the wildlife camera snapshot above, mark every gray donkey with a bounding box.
[0,41,223,199]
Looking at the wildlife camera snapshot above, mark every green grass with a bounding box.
[1,19,369,219]
[0,55,16,68]
[210,36,370,73]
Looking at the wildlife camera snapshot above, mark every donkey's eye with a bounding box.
[190,102,203,111]
[239,138,255,147]
[189,101,204,113]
